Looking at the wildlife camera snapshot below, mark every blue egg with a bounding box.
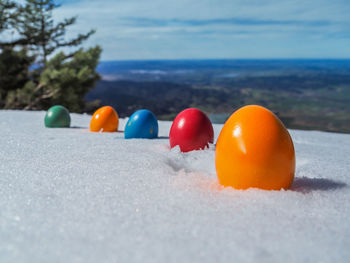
[125,109,158,139]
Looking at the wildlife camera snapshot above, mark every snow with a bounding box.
[0,110,349,263]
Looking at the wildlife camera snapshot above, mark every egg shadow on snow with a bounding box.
[291,177,347,193]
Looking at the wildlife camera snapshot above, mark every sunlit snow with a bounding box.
[0,110,349,263]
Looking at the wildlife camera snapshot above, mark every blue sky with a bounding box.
[53,0,350,60]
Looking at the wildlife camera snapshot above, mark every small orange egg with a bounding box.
[215,105,295,190]
[90,106,119,132]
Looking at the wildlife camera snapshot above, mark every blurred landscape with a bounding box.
[86,59,350,133]
[2,1,349,134]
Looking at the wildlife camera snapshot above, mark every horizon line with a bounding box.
[100,58,350,62]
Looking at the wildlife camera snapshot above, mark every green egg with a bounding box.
[44,105,71,128]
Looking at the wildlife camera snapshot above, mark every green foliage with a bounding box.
[0,48,34,106]
[0,0,16,31]
[16,0,95,63]
[0,0,101,112]
[5,46,101,112]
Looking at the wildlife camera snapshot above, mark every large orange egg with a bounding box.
[90,106,119,132]
[215,105,295,190]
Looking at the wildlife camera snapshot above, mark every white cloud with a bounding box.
[33,0,350,59]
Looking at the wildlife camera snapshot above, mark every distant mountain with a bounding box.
[87,59,350,133]
[97,59,350,80]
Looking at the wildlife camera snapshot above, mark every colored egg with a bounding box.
[215,105,295,190]
[90,106,119,132]
[44,105,71,128]
[169,108,214,152]
[125,109,158,139]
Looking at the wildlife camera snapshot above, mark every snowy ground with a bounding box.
[0,110,349,263]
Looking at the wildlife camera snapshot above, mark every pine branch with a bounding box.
[55,30,96,48]
[0,38,30,48]
[0,0,17,31]
[23,83,58,110]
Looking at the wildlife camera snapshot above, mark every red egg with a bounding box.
[169,108,214,152]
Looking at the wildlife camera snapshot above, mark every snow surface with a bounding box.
[0,110,349,263]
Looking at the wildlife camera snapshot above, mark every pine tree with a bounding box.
[0,48,34,107]
[5,46,102,111]
[0,1,34,106]
[0,0,16,31]
[17,0,95,64]
[1,0,101,111]
[0,0,29,48]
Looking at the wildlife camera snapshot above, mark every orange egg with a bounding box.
[90,106,119,132]
[215,105,295,190]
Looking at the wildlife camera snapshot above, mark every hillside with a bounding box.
[86,59,350,133]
